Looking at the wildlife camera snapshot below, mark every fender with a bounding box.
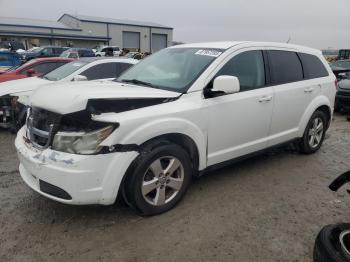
[101,117,208,170]
[298,95,332,137]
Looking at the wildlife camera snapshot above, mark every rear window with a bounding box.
[268,50,303,85]
[298,53,329,79]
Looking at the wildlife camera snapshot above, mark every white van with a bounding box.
[15,42,336,215]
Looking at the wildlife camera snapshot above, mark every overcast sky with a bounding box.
[0,0,349,49]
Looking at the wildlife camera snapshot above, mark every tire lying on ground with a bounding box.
[314,223,350,262]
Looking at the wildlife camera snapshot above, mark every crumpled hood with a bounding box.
[30,81,180,114]
[0,77,50,97]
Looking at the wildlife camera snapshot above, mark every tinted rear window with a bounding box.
[298,53,328,79]
[268,50,303,85]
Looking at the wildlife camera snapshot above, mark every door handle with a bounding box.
[259,95,273,103]
[304,87,314,93]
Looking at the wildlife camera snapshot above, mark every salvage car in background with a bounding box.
[125,52,143,60]
[0,57,138,131]
[0,40,25,52]
[0,51,22,73]
[15,42,336,216]
[331,61,350,112]
[335,77,350,113]
[0,57,74,83]
[95,46,121,57]
[60,48,95,59]
[23,46,68,61]
[330,60,350,72]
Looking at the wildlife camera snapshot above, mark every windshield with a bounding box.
[126,53,135,58]
[331,60,350,70]
[96,46,105,52]
[30,47,44,53]
[27,47,40,52]
[43,61,88,81]
[60,50,70,57]
[117,48,223,92]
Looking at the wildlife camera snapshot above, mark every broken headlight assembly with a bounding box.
[52,125,114,155]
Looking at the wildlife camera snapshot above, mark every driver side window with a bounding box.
[216,50,266,92]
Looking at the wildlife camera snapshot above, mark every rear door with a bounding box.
[267,50,321,146]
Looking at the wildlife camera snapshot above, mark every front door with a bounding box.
[205,50,274,166]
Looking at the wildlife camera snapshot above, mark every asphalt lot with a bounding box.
[1,114,350,262]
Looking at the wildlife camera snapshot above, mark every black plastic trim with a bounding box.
[199,138,299,176]
[39,180,72,200]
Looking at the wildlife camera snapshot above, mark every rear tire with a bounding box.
[299,110,327,154]
[122,140,192,216]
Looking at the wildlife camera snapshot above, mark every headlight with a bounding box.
[52,125,114,155]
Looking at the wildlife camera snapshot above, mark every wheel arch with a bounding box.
[139,133,201,175]
[102,117,207,171]
[298,96,332,137]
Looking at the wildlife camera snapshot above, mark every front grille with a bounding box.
[0,96,12,107]
[27,107,62,149]
[0,96,14,126]
[31,107,61,132]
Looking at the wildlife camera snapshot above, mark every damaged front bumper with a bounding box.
[15,126,139,205]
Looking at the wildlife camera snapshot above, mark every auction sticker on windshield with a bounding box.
[195,50,222,57]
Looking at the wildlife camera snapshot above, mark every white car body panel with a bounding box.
[0,77,50,97]
[30,82,180,114]
[15,41,336,205]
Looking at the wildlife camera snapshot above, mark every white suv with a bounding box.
[15,42,336,215]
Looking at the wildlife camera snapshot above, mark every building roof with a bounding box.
[0,16,79,31]
[63,14,173,30]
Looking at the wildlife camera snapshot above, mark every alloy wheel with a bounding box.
[142,156,184,206]
[308,117,324,149]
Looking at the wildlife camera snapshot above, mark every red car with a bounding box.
[0,57,74,83]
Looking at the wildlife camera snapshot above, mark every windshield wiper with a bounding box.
[121,79,155,88]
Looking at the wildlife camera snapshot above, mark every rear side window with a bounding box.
[21,62,66,75]
[80,63,118,80]
[268,50,303,85]
[216,50,265,92]
[298,53,328,79]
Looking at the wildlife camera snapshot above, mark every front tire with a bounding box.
[123,141,192,216]
[299,110,327,154]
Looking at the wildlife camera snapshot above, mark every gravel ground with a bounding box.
[0,114,350,262]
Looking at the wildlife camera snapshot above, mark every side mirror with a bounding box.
[26,68,36,77]
[72,75,88,81]
[212,75,240,94]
